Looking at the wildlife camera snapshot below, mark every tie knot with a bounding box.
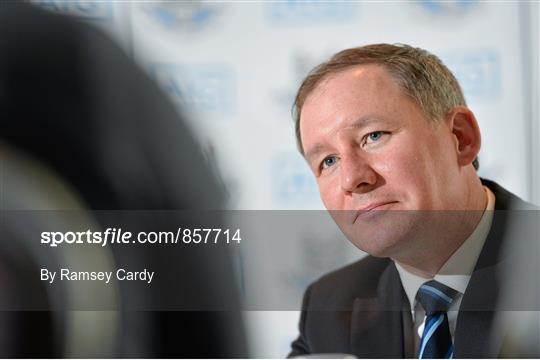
[416,280,459,315]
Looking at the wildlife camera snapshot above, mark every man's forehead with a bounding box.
[299,64,402,140]
[300,65,405,132]
[306,64,396,101]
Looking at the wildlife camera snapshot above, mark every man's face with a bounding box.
[300,65,462,258]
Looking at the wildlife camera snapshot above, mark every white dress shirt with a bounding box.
[395,186,496,355]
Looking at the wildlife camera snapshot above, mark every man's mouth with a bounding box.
[353,201,398,222]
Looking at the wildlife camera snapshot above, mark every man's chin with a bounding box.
[348,237,402,258]
[339,212,419,258]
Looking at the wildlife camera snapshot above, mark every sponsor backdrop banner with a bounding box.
[29,1,539,356]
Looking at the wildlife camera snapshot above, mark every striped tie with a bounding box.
[416,281,459,359]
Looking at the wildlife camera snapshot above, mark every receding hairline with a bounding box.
[301,62,406,103]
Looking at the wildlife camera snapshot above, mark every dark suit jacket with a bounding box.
[290,180,539,358]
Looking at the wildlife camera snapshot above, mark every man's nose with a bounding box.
[340,151,377,194]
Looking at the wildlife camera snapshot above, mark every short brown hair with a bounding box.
[293,43,478,169]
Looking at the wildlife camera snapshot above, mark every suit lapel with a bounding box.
[454,266,501,358]
[454,189,510,358]
[350,263,411,358]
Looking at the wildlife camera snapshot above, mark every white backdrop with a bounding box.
[30,1,539,357]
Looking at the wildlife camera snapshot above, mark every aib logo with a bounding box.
[150,64,236,116]
[266,1,358,26]
[31,0,112,21]
[272,152,321,207]
[442,50,500,102]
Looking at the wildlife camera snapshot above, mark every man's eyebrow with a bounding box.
[348,115,388,129]
[304,116,387,163]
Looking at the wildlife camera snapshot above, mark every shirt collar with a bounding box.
[396,186,496,310]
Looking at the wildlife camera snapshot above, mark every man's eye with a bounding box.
[321,156,337,170]
[365,131,388,144]
[368,131,383,142]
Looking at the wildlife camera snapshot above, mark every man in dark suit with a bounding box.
[289,44,539,358]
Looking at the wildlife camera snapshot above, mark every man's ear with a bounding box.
[446,106,481,168]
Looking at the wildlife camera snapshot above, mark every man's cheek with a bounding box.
[319,181,341,210]
[383,155,421,183]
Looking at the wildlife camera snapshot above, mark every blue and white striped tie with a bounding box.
[416,280,459,359]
